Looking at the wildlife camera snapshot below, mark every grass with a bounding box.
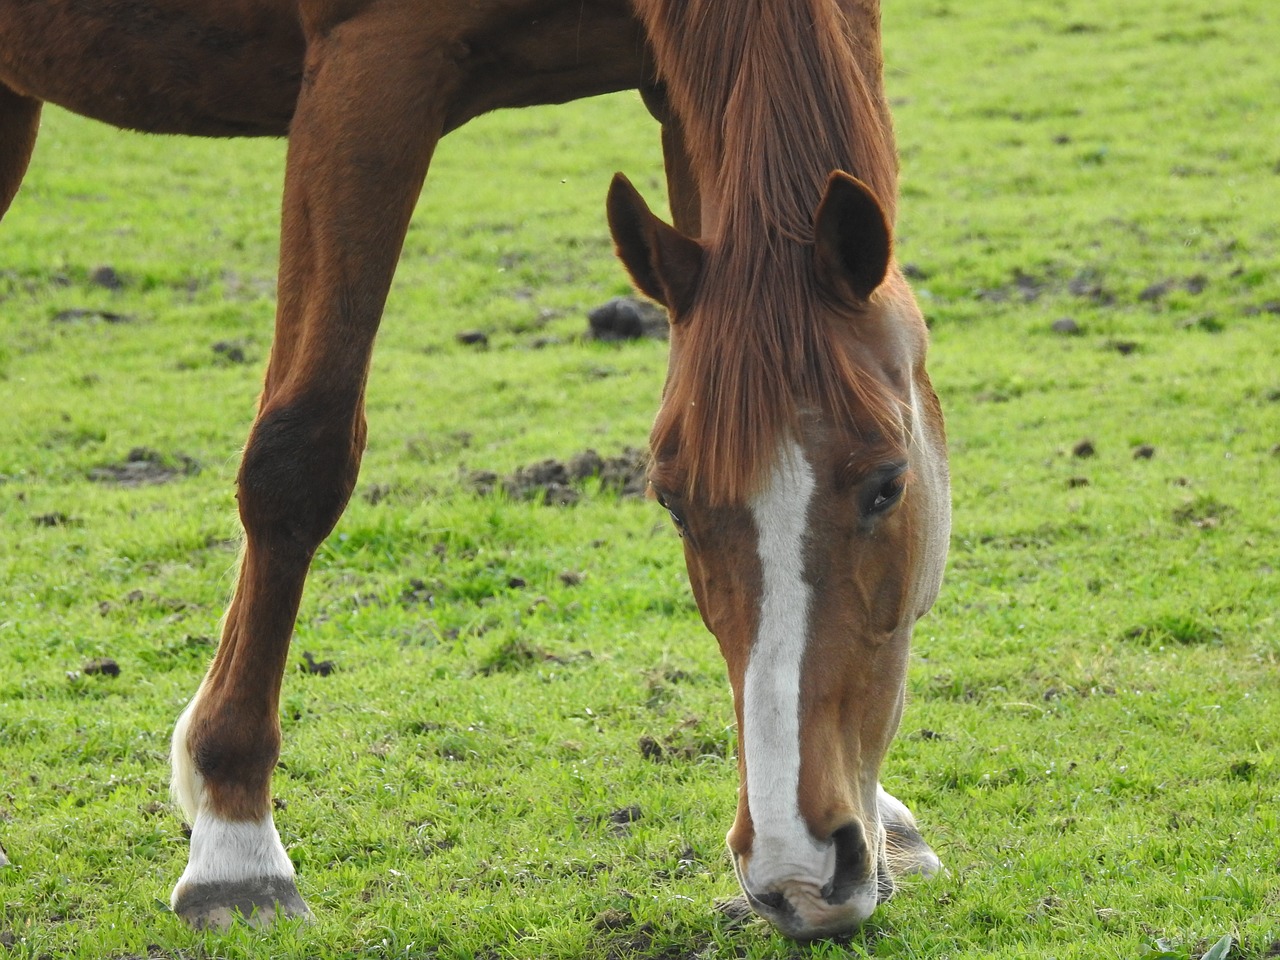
[2,0,1279,957]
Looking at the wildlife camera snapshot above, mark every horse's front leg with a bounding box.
[169,8,461,929]
[640,83,702,238]
[0,82,41,219]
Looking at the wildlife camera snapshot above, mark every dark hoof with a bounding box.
[172,876,312,930]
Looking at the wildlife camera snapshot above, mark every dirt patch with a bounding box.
[589,917,729,960]
[300,651,337,676]
[1172,495,1233,529]
[604,805,643,837]
[98,589,192,616]
[1243,300,1280,316]
[908,728,948,741]
[82,657,121,677]
[88,447,201,486]
[638,719,732,764]
[52,307,133,324]
[978,267,1115,305]
[477,637,574,675]
[211,340,249,364]
[1138,275,1208,302]
[32,511,80,527]
[89,265,125,290]
[456,329,489,348]
[467,447,648,505]
[587,297,668,341]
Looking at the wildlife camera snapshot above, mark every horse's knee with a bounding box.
[237,395,364,554]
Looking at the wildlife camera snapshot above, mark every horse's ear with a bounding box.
[813,171,892,302]
[607,173,702,318]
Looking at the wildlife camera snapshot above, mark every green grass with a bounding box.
[2,0,1279,957]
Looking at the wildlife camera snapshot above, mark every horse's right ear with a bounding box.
[607,173,702,319]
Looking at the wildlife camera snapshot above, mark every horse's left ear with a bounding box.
[607,172,703,319]
[813,171,892,302]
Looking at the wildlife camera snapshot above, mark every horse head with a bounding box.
[609,170,950,938]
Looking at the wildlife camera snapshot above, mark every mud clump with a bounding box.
[300,651,337,676]
[83,657,121,677]
[52,307,133,324]
[89,447,201,486]
[468,447,648,505]
[90,265,125,290]
[586,297,668,341]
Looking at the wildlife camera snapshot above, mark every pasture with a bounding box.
[1,0,1277,956]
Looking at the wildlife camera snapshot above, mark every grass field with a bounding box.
[2,0,1278,957]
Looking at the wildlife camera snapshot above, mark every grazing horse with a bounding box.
[0,0,949,941]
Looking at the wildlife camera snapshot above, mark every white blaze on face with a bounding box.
[741,440,832,890]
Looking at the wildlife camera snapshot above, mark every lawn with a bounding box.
[1,0,1277,957]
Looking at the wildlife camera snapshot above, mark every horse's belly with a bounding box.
[0,0,304,136]
[0,0,650,138]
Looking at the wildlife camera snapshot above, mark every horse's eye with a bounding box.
[655,491,687,536]
[866,468,906,515]
[872,479,903,510]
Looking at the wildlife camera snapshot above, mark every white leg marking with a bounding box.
[173,810,296,898]
[170,691,294,909]
[742,441,831,890]
[170,692,205,822]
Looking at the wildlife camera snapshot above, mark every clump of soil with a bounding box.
[477,637,568,675]
[605,804,643,835]
[467,447,648,505]
[32,511,79,527]
[586,297,668,341]
[1138,274,1207,302]
[977,266,1117,305]
[52,307,133,324]
[300,651,336,676]
[456,329,489,347]
[90,265,125,290]
[211,340,248,364]
[89,447,201,486]
[83,657,120,677]
[638,718,732,764]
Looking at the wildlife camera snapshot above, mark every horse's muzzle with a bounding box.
[732,823,889,940]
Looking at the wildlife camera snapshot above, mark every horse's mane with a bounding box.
[637,0,904,505]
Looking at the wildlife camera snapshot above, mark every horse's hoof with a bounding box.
[172,876,312,930]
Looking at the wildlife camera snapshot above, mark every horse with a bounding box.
[0,0,950,941]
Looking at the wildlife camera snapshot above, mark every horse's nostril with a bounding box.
[821,823,868,905]
[753,890,789,912]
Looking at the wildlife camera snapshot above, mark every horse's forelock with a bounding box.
[637,0,900,504]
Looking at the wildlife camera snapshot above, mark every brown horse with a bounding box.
[0,0,949,941]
